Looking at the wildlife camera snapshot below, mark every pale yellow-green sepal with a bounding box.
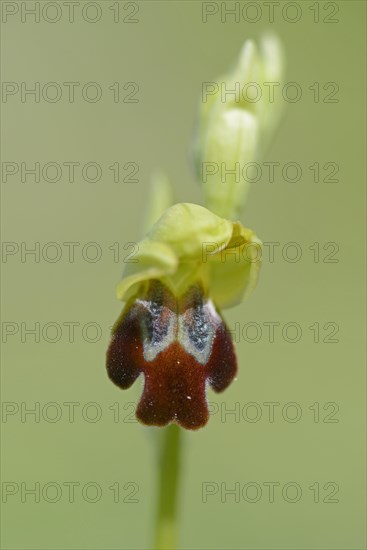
[116,203,261,309]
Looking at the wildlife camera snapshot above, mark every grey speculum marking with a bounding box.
[138,280,219,365]
[186,303,210,351]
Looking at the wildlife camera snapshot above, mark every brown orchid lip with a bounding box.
[106,279,237,430]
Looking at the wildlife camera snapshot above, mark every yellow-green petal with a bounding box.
[148,203,233,259]
[208,230,262,308]
[115,203,261,309]
[116,240,177,301]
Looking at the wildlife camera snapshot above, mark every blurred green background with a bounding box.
[1,1,366,549]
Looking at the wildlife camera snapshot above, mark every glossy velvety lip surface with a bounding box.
[106,280,237,430]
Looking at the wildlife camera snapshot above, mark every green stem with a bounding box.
[154,424,181,550]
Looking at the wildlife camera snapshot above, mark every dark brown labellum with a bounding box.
[106,280,237,430]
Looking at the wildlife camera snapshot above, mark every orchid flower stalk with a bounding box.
[106,34,284,550]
